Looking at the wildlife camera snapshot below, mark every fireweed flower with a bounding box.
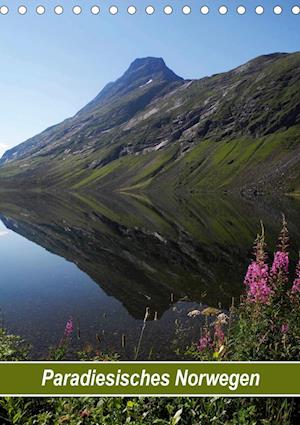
[270,217,289,287]
[244,261,272,304]
[281,323,289,334]
[271,251,289,277]
[291,258,300,295]
[64,318,74,338]
[244,227,273,304]
[197,332,212,352]
[214,322,225,346]
[80,409,90,418]
[291,280,300,294]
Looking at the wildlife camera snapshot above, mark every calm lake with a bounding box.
[0,191,299,359]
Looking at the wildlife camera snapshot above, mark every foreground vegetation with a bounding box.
[188,217,300,362]
[0,218,299,424]
[1,396,299,425]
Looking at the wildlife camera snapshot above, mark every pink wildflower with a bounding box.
[64,318,74,338]
[281,323,289,334]
[271,251,289,277]
[291,257,300,295]
[214,322,225,346]
[80,409,90,418]
[244,226,273,304]
[197,332,212,352]
[291,280,300,294]
[244,261,272,304]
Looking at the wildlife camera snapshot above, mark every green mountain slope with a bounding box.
[1,52,300,193]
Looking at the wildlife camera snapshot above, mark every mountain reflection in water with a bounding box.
[0,191,299,358]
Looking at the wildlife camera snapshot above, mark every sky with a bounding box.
[0,0,299,156]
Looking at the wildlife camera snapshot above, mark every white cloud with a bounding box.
[0,230,9,237]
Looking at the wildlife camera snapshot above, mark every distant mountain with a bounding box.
[1,52,300,194]
[80,57,183,111]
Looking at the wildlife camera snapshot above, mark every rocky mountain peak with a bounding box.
[81,57,183,111]
[127,57,166,71]
[125,57,180,81]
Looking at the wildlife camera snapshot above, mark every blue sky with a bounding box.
[0,0,299,156]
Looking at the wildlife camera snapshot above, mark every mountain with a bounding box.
[0,57,183,166]
[80,57,183,111]
[1,52,300,193]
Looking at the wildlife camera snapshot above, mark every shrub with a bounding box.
[0,328,29,361]
[188,217,300,362]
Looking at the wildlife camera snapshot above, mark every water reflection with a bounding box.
[0,191,299,358]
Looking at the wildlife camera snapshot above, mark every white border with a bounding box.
[0,5,299,15]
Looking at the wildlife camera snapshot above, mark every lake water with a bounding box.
[0,191,299,359]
